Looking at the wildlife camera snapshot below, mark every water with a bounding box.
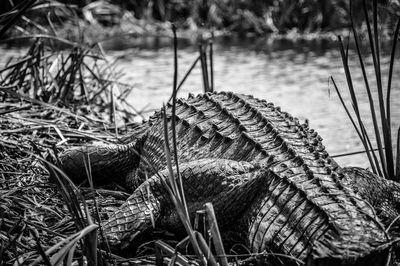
[2,37,399,169]
[110,37,400,168]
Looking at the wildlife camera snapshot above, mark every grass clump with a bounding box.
[332,0,400,181]
[0,37,138,265]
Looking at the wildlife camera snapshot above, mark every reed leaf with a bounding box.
[209,41,214,92]
[167,55,200,104]
[82,152,103,264]
[387,17,400,180]
[171,24,189,219]
[332,147,384,158]
[29,224,97,266]
[162,106,179,197]
[33,155,99,265]
[386,17,400,130]
[199,44,209,92]
[337,37,379,174]
[202,46,210,92]
[331,76,378,174]
[204,203,228,266]
[49,224,98,266]
[363,0,395,179]
[161,107,206,265]
[373,0,394,178]
[349,1,385,176]
[40,158,87,229]
[397,127,400,180]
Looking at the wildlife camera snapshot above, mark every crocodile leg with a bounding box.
[102,176,163,246]
[102,158,267,246]
[59,142,140,186]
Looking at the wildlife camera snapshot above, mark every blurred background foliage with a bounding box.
[1,0,399,41]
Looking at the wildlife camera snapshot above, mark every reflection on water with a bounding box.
[112,37,400,168]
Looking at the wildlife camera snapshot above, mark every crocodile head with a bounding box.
[341,167,400,231]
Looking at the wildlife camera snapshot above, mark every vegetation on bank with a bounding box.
[0,39,138,265]
[1,0,400,47]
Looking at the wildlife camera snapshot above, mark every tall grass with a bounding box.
[0,44,132,264]
[154,25,226,266]
[332,0,400,181]
[0,14,136,264]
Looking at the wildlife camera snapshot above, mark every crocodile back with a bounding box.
[131,91,388,262]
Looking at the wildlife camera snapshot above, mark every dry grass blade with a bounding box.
[0,0,37,39]
[209,41,214,92]
[171,25,189,219]
[199,44,210,93]
[82,155,112,260]
[30,228,52,266]
[194,232,218,266]
[29,233,76,265]
[81,156,100,265]
[167,55,200,104]
[204,203,228,266]
[162,106,179,197]
[37,156,88,227]
[34,156,98,265]
[111,85,118,137]
[2,34,78,48]
[202,46,210,92]
[194,210,207,237]
[30,224,98,266]
[331,148,384,158]
[154,241,193,266]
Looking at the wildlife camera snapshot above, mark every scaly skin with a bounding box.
[341,167,400,228]
[60,91,398,265]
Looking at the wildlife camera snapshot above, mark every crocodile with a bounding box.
[60,91,400,265]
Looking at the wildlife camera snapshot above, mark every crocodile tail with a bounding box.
[59,141,140,186]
